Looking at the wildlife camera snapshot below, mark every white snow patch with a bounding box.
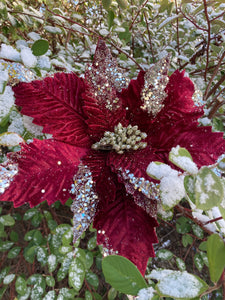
[138,287,155,300]
[0,86,14,120]
[156,271,205,298]
[20,47,37,68]
[200,117,211,126]
[16,40,28,50]
[0,68,8,93]
[192,212,217,232]
[44,25,62,34]
[23,115,43,136]
[160,173,185,208]
[0,132,23,146]
[8,112,24,135]
[37,56,51,70]
[147,162,176,180]
[0,44,21,61]
[28,32,41,40]
[170,146,198,174]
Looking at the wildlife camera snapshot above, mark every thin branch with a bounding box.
[179,7,207,32]
[175,0,181,67]
[203,0,211,81]
[129,0,148,30]
[143,11,155,63]
[204,50,225,101]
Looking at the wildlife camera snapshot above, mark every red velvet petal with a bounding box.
[0,139,86,207]
[13,73,91,147]
[93,186,158,275]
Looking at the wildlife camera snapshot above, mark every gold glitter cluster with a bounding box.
[141,56,170,116]
[85,40,129,111]
[92,122,147,154]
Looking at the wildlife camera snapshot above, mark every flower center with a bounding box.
[91,123,147,154]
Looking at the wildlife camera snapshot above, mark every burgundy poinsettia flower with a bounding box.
[1,40,225,274]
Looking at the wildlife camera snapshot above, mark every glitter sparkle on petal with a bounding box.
[0,60,36,85]
[141,56,170,116]
[0,160,18,194]
[85,40,129,111]
[119,169,160,218]
[70,164,98,242]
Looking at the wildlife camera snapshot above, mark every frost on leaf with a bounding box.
[148,269,208,299]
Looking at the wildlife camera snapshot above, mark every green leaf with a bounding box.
[36,246,48,266]
[108,287,117,300]
[85,290,92,300]
[102,0,112,10]
[182,234,193,247]
[7,246,21,258]
[199,241,207,251]
[10,230,19,242]
[156,249,173,260]
[159,0,169,13]
[23,208,38,221]
[16,276,27,296]
[116,0,128,9]
[0,267,10,284]
[207,234,225,282]
[194,253,204,271]
[176,257,186,271]
[43,290,56,300]
[184,175,196,203]
[87,235,97,250]
[23,245,37,263]
[0,287,7,299]
[0,214,15,226]
[195,167,224,210]
[0,240,14,252]
[86,271,99,289]
[192,224,204,239]
[176,216,191,234]
[62,228,73,246]
[169,146,197,173]
[108,10,114,29]
[102,255,147,295]
[48,254,58,273]
[3,273,15,284]
[31,39,49,56]
[45,276,55,287]
[68,257,85,291]
[33,230,43,245]
[58,288,77,299]
[57,252,73,281]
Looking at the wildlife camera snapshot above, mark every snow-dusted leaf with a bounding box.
[68,257,85,291]
[3,273,15,284]
[195,167,224,210]
[16,276,27,295]
[156,249,173,260]
[169,146,198,174]
[149,269,208,299]
[48,254,58,273]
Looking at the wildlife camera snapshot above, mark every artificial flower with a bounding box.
[1,40,225,274]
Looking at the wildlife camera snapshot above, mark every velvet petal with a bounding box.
[0,139,86,207]
[13,73,91,147]
[93,185,158,275]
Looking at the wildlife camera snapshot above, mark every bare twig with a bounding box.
[204,50,225,101]
[129,0,148,30]
[203,0,211,81]
[143,11,155,63]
